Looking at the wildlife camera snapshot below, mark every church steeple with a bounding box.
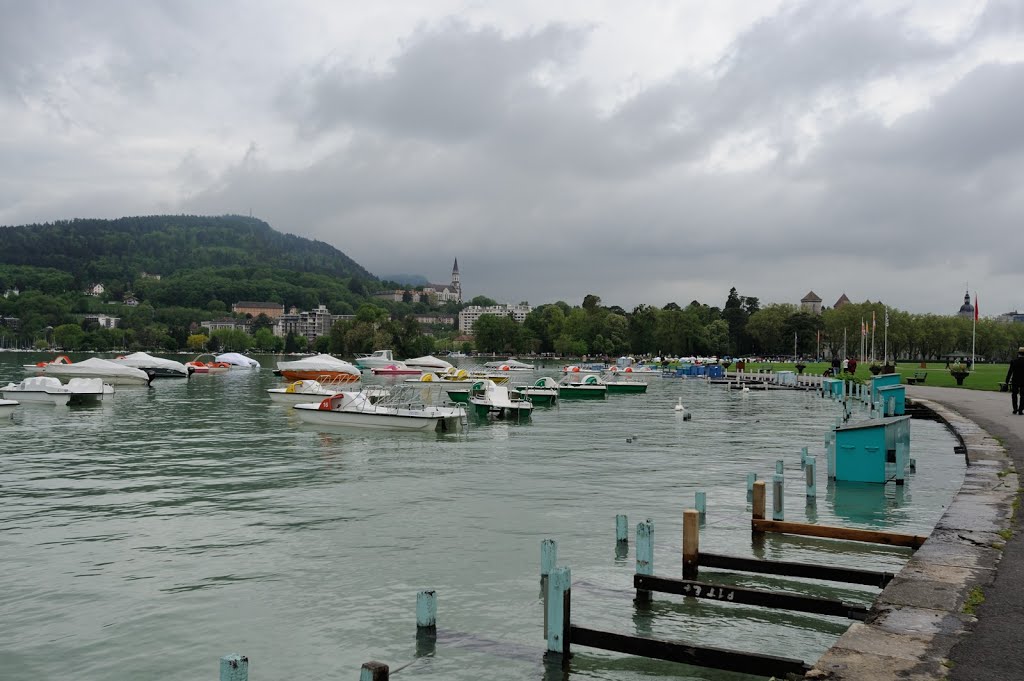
[451,258,461,302]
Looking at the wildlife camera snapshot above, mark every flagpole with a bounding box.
[972,292,977,369]
[884,307,888,365]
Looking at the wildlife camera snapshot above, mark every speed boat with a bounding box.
[26,357,151,386]
[110,352,190,378]
[215,352,261,369]
[353,349,396,370]
[404,355,454,371]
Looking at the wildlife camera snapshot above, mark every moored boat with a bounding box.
[1,376,72,406]
[186,354,232,374]
[404,355,453,371]
[558,374,608,399]
[516,376,559,405]
[0,398,18,414]
[214,352,261,369]
[604,378,649,394]
[371,363,422,376]
[276,354,361,382]
[25,357,152,386]
[293,390,465,432]
[485,358,536,371]
[111,352,190,378]
[353,349,396,370]
[467,379,533,419]
[267,379,337,404]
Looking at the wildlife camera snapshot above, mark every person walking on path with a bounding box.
[1008,347,1024,414]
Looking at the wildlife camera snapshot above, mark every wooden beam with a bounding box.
[569,626,810,677]
[751,519,926,548]
[700,552,895,587]
[633,574,868,620]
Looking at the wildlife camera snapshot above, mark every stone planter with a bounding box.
[795,363,806,375]
[868,365,882,375]
[950,371,969,386]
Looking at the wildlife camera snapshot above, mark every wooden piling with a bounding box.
[750,519,927,548]
[805,455,816,499]
[219,654,248,681]
[683,509,699,580]
[772,473,784,521]
[545,566,572,655]
[615,515,628,544]
[752,480,766,523]
[416,590,437,631]
[541,539,558,578]
[636,519,654,602]
[359,661,390,681]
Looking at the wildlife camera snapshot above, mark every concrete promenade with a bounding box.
[806,385,1022,680]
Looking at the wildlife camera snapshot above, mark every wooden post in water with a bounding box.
[219,654,248,681]
[615,514,628,544]
[805,455,817,500]
[752,480,766,529]
[416,590,437,631]
[695,491,706,518]
[772,473,785,521]
[545,566,571,656]
[683,509,699,580]
[636,519,654,602]
[360,661,390,681]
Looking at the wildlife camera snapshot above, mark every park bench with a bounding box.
[905,371,928,385]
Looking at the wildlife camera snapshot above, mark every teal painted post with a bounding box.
[695,491,706,518]
[800,446,809,468]
[835,416,842,431]
[775,459,784,475]
[636,519,653,602]
[541,539,557,578]
[416,590,437,631]
[615,514,628,544]
[746,472,758,493]
[219,655,248,681]
[359,661,389,681]
[805,455,816,499]
[545,566,571,654]
[772,473,784,521]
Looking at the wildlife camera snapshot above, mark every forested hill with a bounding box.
[0,214,375,283]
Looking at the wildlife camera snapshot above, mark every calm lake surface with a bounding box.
[0,354,963,681]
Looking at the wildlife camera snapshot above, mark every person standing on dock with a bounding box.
[1007,347,1024,415]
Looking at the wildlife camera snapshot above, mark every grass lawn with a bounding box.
[738,361,1011,392]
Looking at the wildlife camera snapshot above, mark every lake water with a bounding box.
[0,354,963,681]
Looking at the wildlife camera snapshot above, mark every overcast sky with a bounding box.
[2,1,1022,315]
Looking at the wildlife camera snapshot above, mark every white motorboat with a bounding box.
[276,354,361,382]
[1,376,71,406]
[353,349,396,370]
[65,378,115,403]
[404,355,453,370]
[215,352,261,368]
[293,390,465,432]
[267,380,337,404]
[467,379,533,419]
[25,357,151,386]
[0,398,18,411]
[484,358,536,371]
[110,352,190,378]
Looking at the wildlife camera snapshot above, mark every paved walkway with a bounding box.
[907,386,1024,681]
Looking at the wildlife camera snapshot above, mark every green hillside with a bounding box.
[0,214,374,283]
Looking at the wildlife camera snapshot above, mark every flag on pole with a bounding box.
[872,311,876,331]
[974,293,979,321]
[885,308,889,328]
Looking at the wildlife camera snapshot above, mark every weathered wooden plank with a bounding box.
[751,519,926,548]
[633,574,868,620]
[700,552,894,587]
[569,626,811,677]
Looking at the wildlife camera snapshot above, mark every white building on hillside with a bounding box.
[458,303,532,334]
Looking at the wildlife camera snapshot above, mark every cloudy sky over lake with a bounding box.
[2,1,1022,315]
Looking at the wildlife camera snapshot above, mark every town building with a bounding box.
[800,291,823,315]
[374,259,462,306]
[274,305,355,342]
[232,301,285,319]
[410,314,456,326]
[201,318,248,333]
[834,293,851,308]
[86,283,105,296]
[82,315,120,330]
[996,310,1024,324]
[458,303,532,334]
